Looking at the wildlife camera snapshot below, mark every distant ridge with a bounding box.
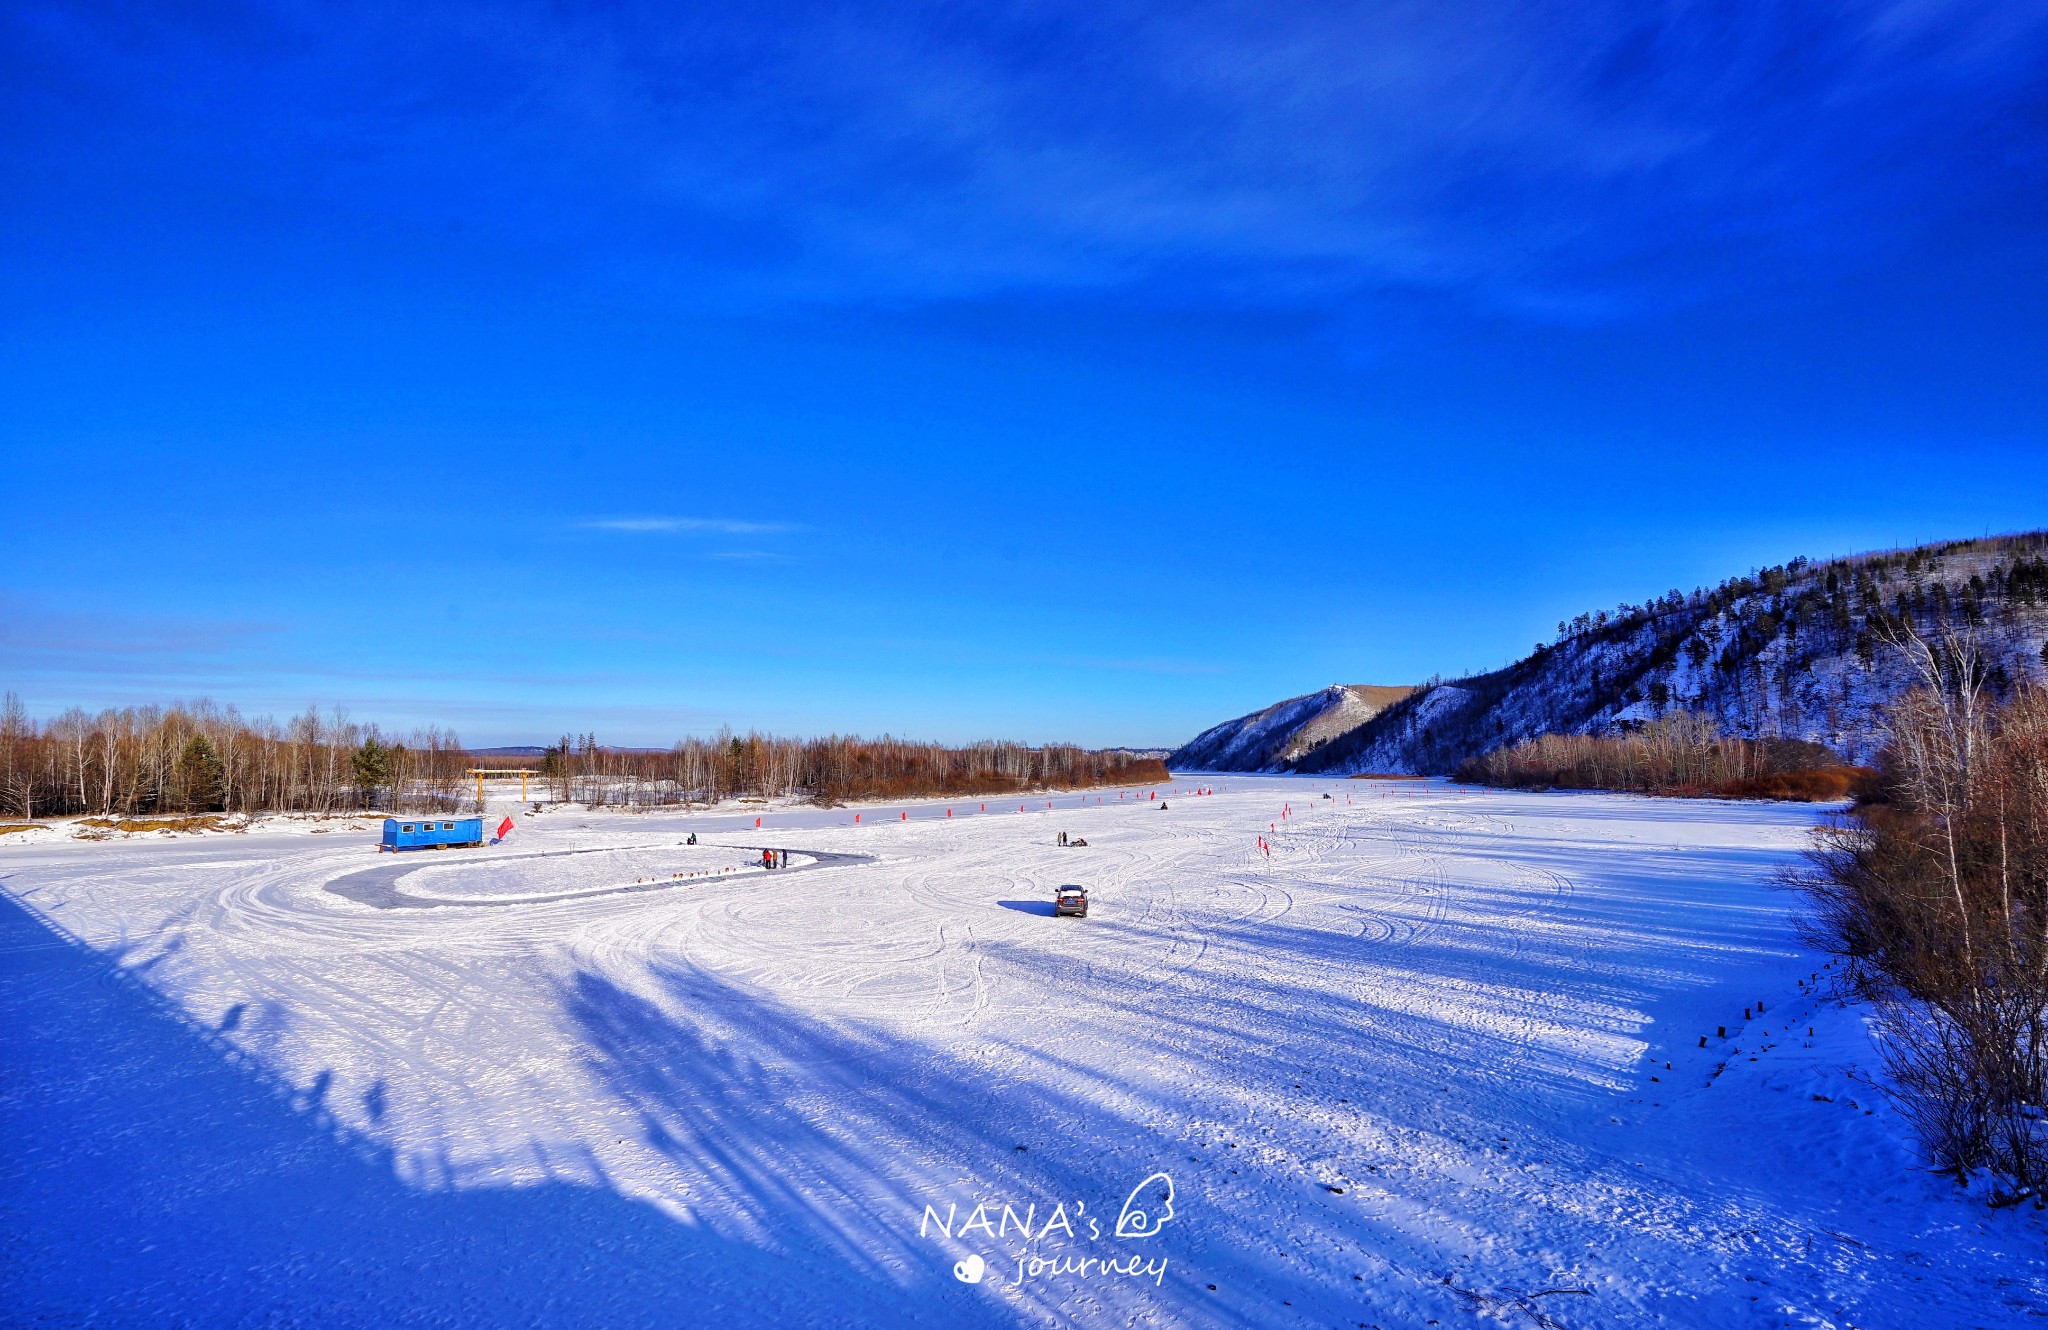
[1171,531,2048,775]
[1168,684,1414,771]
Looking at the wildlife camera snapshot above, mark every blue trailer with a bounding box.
[379,817,484,852]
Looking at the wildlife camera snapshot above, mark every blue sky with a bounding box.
[4,1,2045,747]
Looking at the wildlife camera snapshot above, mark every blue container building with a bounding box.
[380,817,484,852]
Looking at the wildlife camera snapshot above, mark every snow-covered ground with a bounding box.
[2,779,2040,1328]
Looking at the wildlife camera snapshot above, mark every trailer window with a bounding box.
[401,824,414,833]
[442,822,454,830]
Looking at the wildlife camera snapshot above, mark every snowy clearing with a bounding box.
[2,779,2041,1328]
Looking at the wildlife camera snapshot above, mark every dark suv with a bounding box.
[1054,885,1088,918]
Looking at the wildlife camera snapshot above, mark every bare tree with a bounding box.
[1795,626,2048,1202]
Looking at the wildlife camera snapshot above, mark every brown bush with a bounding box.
[1715,767,1874,802]
[1457,712,1860,801]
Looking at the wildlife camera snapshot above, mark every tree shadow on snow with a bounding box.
[0,892,979,1329]
[552,961,1330,1326]
[1,888,1426,1328]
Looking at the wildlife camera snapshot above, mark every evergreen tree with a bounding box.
[351,738,392,806]
[177,734,226,812]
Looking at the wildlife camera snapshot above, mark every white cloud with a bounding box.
[579,518,799,535]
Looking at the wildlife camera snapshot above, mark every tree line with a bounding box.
[0,695,1168,819]
[535,730,1167,807]
[1551,533,2048,663]
[0,696,473,818]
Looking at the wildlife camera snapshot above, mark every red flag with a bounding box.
[496,816,515,841]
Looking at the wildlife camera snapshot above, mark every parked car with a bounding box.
[1055,885,1088,918]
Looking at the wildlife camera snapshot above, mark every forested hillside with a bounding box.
[1178,532,2048,776]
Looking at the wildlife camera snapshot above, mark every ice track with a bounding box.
[327,843,872,909]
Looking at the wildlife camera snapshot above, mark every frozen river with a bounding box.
[2,777,2040,1327]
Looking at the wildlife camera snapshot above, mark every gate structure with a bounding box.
[466,768,540,809]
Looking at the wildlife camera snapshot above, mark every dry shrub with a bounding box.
[1794,629,2048,1202]
[1717,767,1874,802]
[1458,712,1861,801]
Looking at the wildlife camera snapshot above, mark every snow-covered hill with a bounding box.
[1176,532,2048,775]
[1167,684,1414,771]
